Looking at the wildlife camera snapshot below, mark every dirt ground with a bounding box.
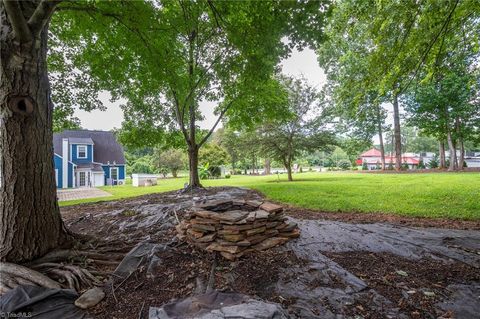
[60,187,480,319]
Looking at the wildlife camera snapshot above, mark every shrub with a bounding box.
[418,159,426,169]
[428,155,439,168]
[401,162,409,170]
[338,159,351,170]
[362,160,368,170]
[387,161,394,170]
[225,174,231,179]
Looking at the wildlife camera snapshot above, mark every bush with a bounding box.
[225,174,231,179]
[338,159,351,170]
[418,159,426,169]
[362,160,368,170]
[401,162,409,170]
[428,155,439,168]
[387,161,394,170]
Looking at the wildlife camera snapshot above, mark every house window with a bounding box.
[110,167,119,181]
[77,145,87,158]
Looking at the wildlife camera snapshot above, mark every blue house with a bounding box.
[53,130,126,188]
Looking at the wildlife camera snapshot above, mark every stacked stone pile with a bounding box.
[176,199,300,260]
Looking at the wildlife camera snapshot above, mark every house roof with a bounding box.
[68,137,94,145]
[53,130,125,165]
[360,148,383,157]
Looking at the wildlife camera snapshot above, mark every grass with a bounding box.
[59,172,480,220]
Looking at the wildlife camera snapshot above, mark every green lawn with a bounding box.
[59,172,480,220]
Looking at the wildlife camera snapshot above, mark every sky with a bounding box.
[75,48,328,131]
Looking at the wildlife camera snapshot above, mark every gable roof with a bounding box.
[53,130,125,165]
[360,148,382,157]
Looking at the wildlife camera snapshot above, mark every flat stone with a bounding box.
[197,233,216,243]
[223,224,254,231]
[207,242,243,254]
[222,234,245,242]
[187,228,205,239]
[252,237,289,251]
[253,221,267,228]
[283,221,298,232]
[218,210,250,223]
[246,211,257,222]
[191,224,216,232]
[245,226,266,237]
[218,229,240,235]
[255,210,270,219]
[260,202,283,213]
[264,229,279,236]
[278,228,300,238]
[246,200,263,208]
[196,200,232,210]
[245,234,268,245]
[74,287,105,309]
[266,222,279,228]
[190,217,220,225]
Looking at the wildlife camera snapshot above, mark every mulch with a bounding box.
[324,251,480,319]
[89,245,302,319]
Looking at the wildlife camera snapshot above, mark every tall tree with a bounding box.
[259,76,336,181]
[52,0,329,188]
[318,0,479,170]
[0,0,70,262]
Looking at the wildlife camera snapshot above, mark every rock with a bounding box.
[278,228,300,238]
[245,234,268,245]
[264,229,279,236]
[191,217,220,225]
[223,224,254,231]
[254,210,269,219]
[74,287,105,309]
[245,226,266,237]
[283,221,297,232]
[222,234,245,242]
[197,233,216,243]
[266,222,279,228]
[246,200,263,208]
[196,200,232,210]
[246,211,257,222]
[191,224,216,232]
[252,237,289,251]
[259,202,283,213]
[218,229,240,235]
[206,243,243,254]
[187,228,205,239]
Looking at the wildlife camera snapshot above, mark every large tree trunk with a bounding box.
[188,145,201,187]
[264,158,271,175]
[439,141,446,169]
[458,138,465,170]
[1,4,67,262]
[376,106,385,170]
[446,131,457,171]
[392,93,402,171]
[284,157,293,181]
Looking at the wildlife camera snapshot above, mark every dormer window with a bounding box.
[77,145,87,159]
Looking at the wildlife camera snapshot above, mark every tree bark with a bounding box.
[458,138,465,170]
[188,145,201,187]
[264,158,271,175]
[1,2,67,262]
[446,130,457,171]
[392,93,402,171]
[376,105,385,170]
[439,141,446,169]
[284,157,293,181]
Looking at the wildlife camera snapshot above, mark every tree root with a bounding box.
[0,262,61,294]
[31,262,102,291]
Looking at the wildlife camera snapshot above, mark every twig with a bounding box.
[173,209,180,224]
[138,300,146,319]
[206,256,217,293]
[111,281,118,304]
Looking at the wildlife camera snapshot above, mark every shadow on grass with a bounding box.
[265,177,364,183]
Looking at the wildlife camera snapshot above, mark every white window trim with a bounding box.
[110,167,119,180]
[77,145,87,159]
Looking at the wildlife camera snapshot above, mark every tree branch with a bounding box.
[28,0,62,38]
[198,99,234,147]
[3,0,31,42]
